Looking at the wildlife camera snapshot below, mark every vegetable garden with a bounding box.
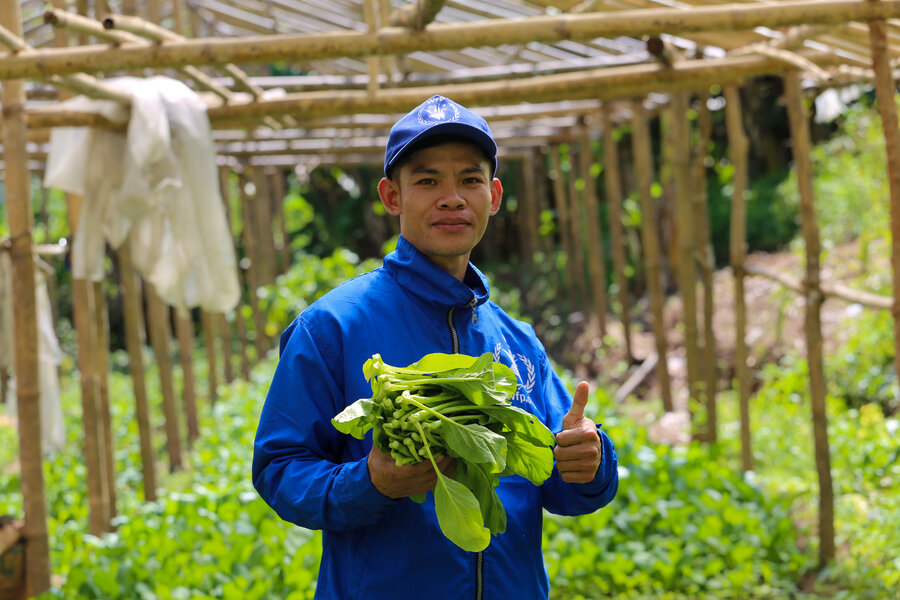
[2,0,900,598]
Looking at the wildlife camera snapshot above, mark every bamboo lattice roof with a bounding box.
[3,0,900,171]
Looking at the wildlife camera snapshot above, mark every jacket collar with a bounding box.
[384,235,490,309]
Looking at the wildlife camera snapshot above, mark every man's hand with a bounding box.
[367,444,455,499]
[553,381,602,484]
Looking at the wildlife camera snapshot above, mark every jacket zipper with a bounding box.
[446,297,484,600]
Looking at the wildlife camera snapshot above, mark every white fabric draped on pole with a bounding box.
[44,76,240,313]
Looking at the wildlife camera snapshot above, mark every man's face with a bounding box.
[378,141,503,280]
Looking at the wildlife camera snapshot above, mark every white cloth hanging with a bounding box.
[44,76,240,313]
[0,252,65,455]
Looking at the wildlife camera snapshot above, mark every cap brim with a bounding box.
[385,122,498,177]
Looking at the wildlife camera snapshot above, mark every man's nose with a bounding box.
[438,184,465,209]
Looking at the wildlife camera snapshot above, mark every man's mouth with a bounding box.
[433,220,470,231]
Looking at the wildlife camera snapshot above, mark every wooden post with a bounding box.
[201,310,219,404]
[0,0,51,590]
[66,193,110,535]
[116,242,157,501]
[219,313,234,384]
[784,69,835,566]
[868,13,900,409]
[671,91,702,426]
[239,171,268,359]
[517,157,538,268]
[174,308,199,446]
[632,99,673,412]
[579,126,609,337]
[692,91,718,442]
[270,168,291,274]
[145,286,183,471]
[567,144,590,315]
[252,166,277,287]
[550,145,576,302]
[602,105,635,362]
[91,280,116,520]
[724,85,753,472]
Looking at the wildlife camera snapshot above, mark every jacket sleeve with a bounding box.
[251,315,395,531]
[537,355,619,516]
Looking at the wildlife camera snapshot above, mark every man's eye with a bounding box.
[416,178,436,185]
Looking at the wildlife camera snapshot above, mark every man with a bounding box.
[252,95,618,600]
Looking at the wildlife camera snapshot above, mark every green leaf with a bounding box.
[455,462,506,535]
[433,471,491,552]
[478,404,555,446]
[331,399,376,439]
[440,421,507,472]
[503,433,554,485]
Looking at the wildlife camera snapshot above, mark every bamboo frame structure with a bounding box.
[579,126,610,337]
[784,69,835,566]
[0,0,50,593]
[868,14,900,402]
[724,85,753,473]
[116,242,157,502]
[1,1,898,80]
[175,310,200,446]
[602,106,634,363]
[692,91,718,443]
[632,99,674,412]
[670,91,702,423]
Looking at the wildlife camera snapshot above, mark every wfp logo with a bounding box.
[418,96,460,125]
[493,342,537,409]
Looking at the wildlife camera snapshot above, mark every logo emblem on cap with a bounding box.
[418,96,460,125]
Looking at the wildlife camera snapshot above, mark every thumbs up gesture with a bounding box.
[554,381,603,483]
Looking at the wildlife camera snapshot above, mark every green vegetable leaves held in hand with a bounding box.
[332,352,555,552]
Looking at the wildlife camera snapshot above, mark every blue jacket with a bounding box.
[252,236,618,600]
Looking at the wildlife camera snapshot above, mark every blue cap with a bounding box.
[384,95,498,178]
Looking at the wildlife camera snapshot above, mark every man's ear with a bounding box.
[378,177,402,216]
[489,178,503,215]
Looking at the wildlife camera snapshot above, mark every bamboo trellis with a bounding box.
[2,0,900,595]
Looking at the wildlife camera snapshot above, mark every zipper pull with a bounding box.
[469,297,478,325]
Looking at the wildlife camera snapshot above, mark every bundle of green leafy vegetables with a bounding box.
[332,352,557,552]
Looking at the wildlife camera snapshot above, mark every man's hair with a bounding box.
[385,133,492,181]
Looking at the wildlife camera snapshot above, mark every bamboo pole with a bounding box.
[251,166,277,286]
[724,85,752,473]
[116,242,157,501]
[579,126,609,338]
[239,172,268,360]
[218,165,237,383]
[145,286,183,472]
[567,144,590,316]
[518,155,539,268]
[550,145,576,302]
[201,310,220,405]
[602,105,634,362]
[868,13,900,407]
[744,264,893,309]
[671,91,701,423]
[23,49,847,130]
[784,69,835,566]
[0,1,895,79]
[219,313,234,384]
[66,194,111,535]
[632,99,673,412]
[270,168,291,274]
[0,0,50,591]
[91,280,116,521]
[692,91,718,442]
[174,309,199,446]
